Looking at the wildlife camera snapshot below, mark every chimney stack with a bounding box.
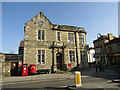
[108,33,113,41]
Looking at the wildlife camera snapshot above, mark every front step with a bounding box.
[55,69,67,74]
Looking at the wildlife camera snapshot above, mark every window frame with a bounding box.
[57,32,61,42]
[80,51,85,62]
[68,33,75,43]
[79,34,84,44]
[38,50,45,64]
[38,30,45,41]
[69,50,75,62]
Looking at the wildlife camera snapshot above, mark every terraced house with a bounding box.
[19,12,88,72]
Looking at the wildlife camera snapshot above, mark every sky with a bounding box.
[2,2,118,54]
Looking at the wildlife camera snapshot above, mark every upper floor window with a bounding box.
[79,34,84,44]
[38,50,45,64]
[68,33,74,43]
[57,32,61,42]
[69,50,75,62]
[38,30,45,41]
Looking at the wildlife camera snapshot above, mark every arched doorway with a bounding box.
[56,53,62,69]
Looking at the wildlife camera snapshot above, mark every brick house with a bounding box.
[19,12,88,72]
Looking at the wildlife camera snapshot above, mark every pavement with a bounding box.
[2,67,120,90]
[2,72,73,83]
[2,67,120,84]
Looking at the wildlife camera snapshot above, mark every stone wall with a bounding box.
[2,62,10,77]
[0,54,4,77]
[0,54,10,77]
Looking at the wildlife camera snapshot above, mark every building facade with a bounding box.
[106,38,120,65]
[87,48,95,63]
[0,53,22,77]
[20,12,88,72]
[93,33,116,65]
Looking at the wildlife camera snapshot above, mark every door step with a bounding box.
[55,69,68,74]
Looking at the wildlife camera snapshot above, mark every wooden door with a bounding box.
[56,53,62,69]
[11,62,18,76]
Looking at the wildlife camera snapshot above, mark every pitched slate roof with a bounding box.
[52,24,86,33]
[106,38,120,45]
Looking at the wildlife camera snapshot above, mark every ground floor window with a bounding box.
[38,50,45,64]
[69,50,75,62]
[81,51,85,61]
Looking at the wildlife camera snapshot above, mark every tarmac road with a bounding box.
[2,66,120,90]
[2,75,120,90]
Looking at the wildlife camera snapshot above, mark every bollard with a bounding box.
[74,71,82,87]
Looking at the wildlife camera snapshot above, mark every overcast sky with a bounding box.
[2,2,118,53]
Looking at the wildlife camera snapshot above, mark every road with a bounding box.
[2,75,120,90]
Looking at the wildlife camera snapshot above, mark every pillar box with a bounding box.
[29,64,36,75]
[22,63,28,76]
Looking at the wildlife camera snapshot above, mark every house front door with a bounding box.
[56,53,62,69]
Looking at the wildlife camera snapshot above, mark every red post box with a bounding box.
[22,63,28,76]
[29,64,36,75]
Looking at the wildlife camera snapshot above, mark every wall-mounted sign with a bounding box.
[68,64,71,67]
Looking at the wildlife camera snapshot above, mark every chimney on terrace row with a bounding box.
[108,33,113,41]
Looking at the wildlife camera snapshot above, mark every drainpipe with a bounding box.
[74,32,79,67]
[51,42,55,73]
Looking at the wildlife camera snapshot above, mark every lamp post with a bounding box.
[97,33,101,38]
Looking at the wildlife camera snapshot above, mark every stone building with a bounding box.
[93,33,116,65]
[20,12,88,72]
[0,53,22,77]
[18,41,24,63]
[106,38,120,65]
[87,48,95,63]
[0,53,6,77]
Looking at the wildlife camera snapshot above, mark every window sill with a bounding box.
[37,62,46,65]
[68,42,75,43]
[70,61,75,63]
[37,40,45,41]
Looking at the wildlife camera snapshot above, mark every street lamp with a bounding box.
[97,33,101,38]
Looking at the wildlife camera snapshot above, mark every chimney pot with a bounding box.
[108,33,113,41]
